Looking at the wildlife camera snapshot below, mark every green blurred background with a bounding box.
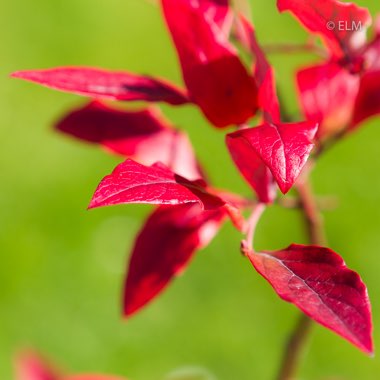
[1,0,380,379]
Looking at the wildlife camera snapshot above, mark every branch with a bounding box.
[275,177,326,380]
[296,178,327,246]
[244,203,266,249]
[276,195,338,211]
[275,313,313,380]
[263,43,328,58]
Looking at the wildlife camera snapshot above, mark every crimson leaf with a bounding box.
[124,204,225,317]
[162,0,258,127]
[277,0,371,58]
[56,101,202,180]
[226,129,276,203]
[88,159,224,210]
[246,243,373,354]
[11,67,188,105]
[227,121,318,196]
[297,62,359,139]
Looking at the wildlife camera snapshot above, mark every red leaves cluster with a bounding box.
[12,0,376,355]
[89,158,231,315]
[280,0,380,139]
[12,2,317,204]
[278,0,371,59]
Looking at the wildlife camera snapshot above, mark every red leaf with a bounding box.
[235,16,281,123]
[88,159,224,210]
[124,204,225,316]
[229,19,313,199]
[226,129,276,203]
[227,121,318,196]
[352,70,380,127]
[15,351,60,380]
[162,0,258,127]
[277,0,371,58]
[56,101,202,180]
[247,244,373,354]
[11,67,189,105]
[297,62,359,139]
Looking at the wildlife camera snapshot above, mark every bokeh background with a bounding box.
[2,0,380,379]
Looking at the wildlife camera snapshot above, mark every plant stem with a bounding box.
[245,203,266,249]
[275,177,326,380]
[297,178,327,247]
[263,43,328,58]
[275,314,313,380]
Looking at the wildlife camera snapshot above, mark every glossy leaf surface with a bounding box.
[247,244,373,354]
[227,121,317,196]
[226,129,275,203]
[88,159,224,210]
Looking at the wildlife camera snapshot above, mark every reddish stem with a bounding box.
[245,203,266,249]
[275,313,313,380]
[297,179,327,246]
[263,42,328,58]
[275,177,326,380]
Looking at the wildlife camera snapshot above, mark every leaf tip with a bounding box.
[87,198,99,210]
[123,295,143,319]
[10,71,24,79]
[10,70,43,84]
[362,337,375,357]
[278,182,292,195]
[122,307,135,319]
